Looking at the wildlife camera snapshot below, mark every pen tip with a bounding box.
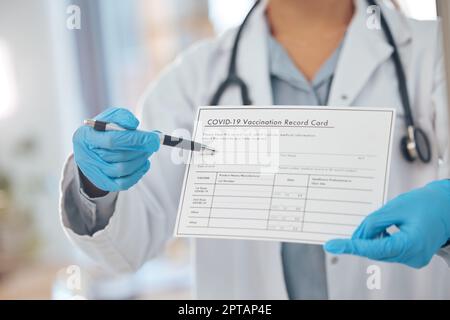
[202,147,216,155]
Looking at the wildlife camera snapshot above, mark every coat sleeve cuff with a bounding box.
[59,155,117,236]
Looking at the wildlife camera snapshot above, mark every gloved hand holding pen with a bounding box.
[73,107,161,193]
[324,180,450,269]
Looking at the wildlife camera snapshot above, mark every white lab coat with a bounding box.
[60,0,450,299]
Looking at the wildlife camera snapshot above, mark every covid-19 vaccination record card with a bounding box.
[174,106,395,244]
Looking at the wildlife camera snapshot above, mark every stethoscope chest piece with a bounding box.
[401,126,432,163]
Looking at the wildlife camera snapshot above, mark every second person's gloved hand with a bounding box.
[324,180,450,268]
[73,107,160,192]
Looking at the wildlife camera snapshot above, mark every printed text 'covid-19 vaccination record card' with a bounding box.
[175,106,395,244]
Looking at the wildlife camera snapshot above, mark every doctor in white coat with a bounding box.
[61,0,450,299]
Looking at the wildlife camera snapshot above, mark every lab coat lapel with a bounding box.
[328,0,411,107]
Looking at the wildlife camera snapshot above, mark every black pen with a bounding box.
[84,119,215,154]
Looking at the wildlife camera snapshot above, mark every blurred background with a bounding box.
[0,0,440,299]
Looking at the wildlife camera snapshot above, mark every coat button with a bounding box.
[330,257,339,265]
[341,94,348,101]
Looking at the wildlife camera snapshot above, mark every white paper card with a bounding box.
[174,106,395,244]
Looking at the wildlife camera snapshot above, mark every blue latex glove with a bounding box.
[73,107,160,192]
[324,180,450,268]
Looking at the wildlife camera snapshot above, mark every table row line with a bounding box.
[187,211,363,226]
[193,172,374,189]
[182,218,357,235]
[191,185,372,202]
[189,198,373,213]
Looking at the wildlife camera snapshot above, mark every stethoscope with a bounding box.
[210,0,432,164]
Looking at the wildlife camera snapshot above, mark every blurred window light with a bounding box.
[396,0,437,20]
[0,40,17,119]
[208,0,254,34]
